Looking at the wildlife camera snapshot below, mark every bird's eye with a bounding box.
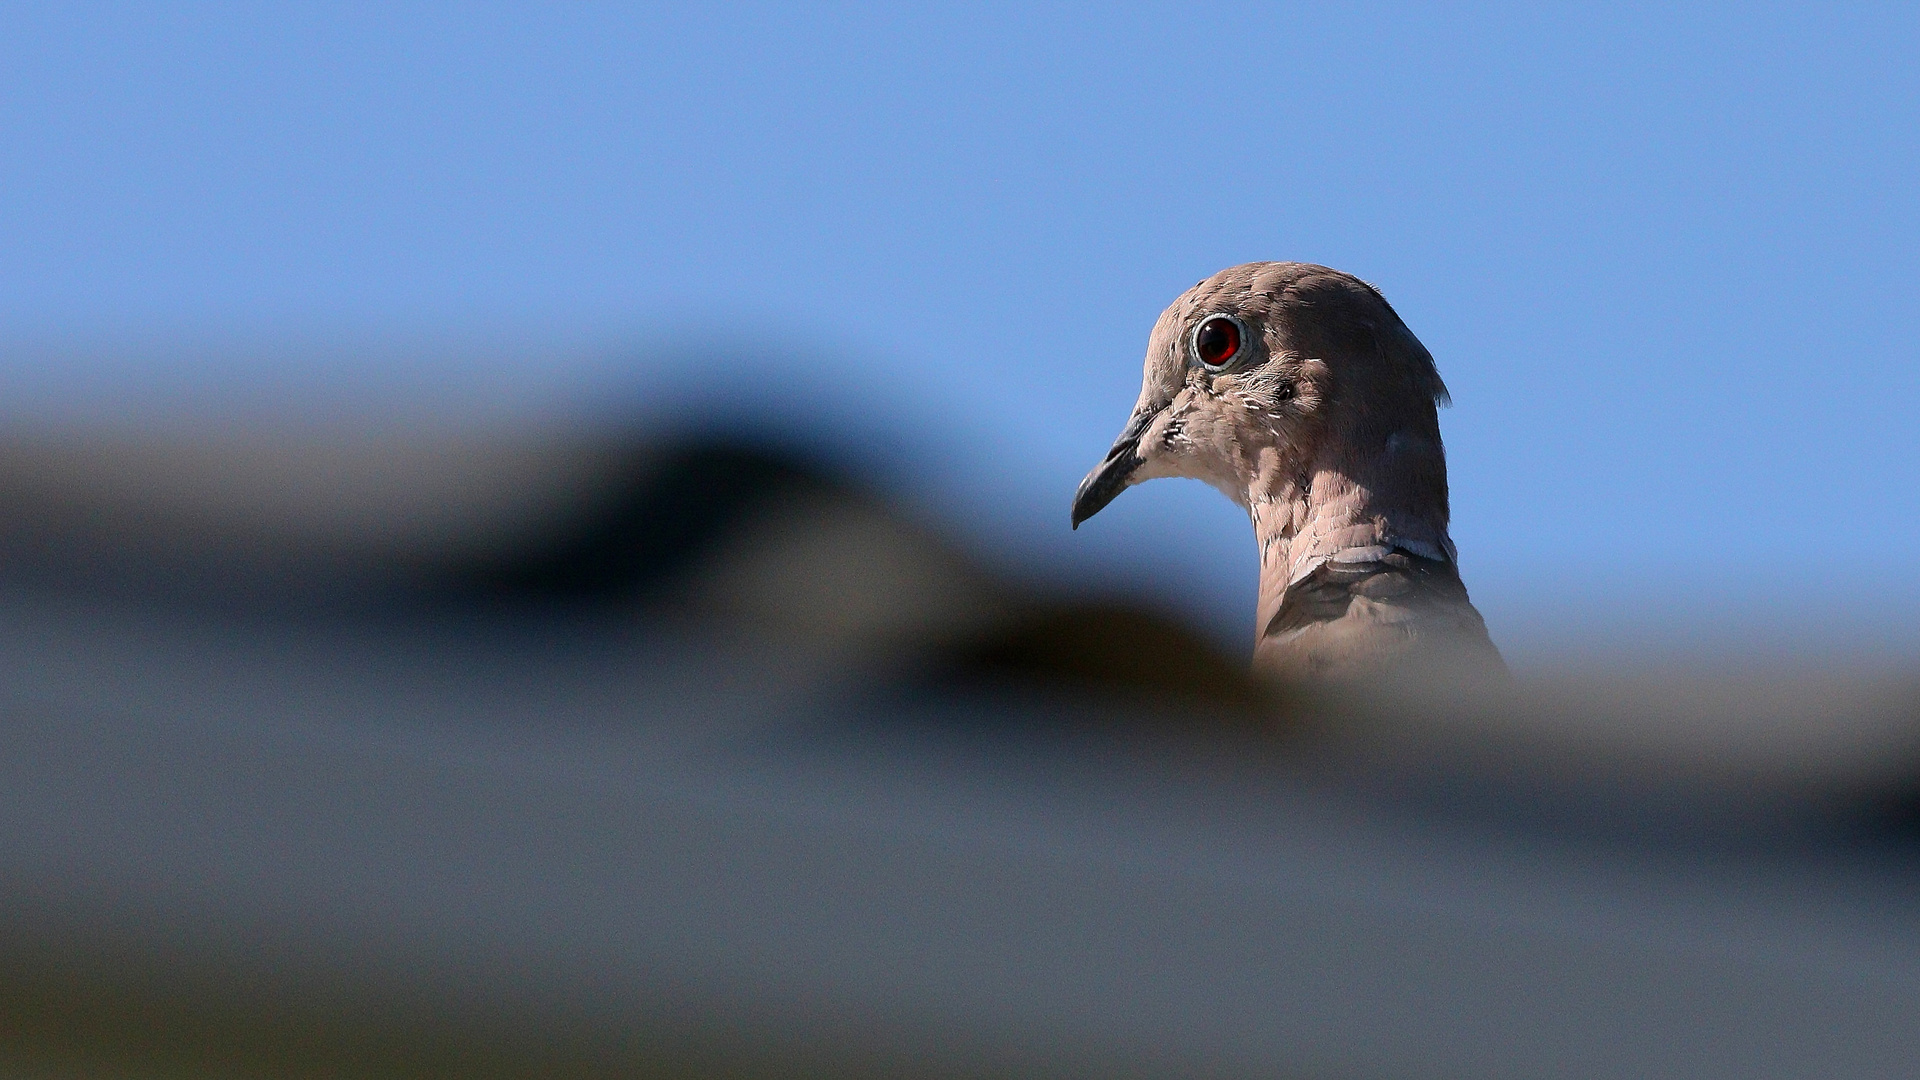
[1193,315,1244,369]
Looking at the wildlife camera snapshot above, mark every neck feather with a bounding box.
[1247,428,1457,650]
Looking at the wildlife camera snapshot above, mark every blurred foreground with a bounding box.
[0,391,1918,1078]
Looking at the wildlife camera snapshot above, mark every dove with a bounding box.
[1073,262,1503,681]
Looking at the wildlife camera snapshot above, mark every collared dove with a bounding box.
[1073,262,1504,681]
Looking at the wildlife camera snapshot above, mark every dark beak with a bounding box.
[1071,409,1156,529]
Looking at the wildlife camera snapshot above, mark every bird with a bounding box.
[1071,262,1504,682]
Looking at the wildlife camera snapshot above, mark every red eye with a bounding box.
[1195,316,1242,367]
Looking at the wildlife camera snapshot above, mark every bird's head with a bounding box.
[1072,262,1450,529]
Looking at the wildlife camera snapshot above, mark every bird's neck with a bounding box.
[1245,436,1458,652]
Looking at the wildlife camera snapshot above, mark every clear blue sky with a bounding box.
[2,3,1916,656]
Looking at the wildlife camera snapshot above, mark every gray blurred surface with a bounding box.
[3,583,1920,1079]
[0,420,1917,1077]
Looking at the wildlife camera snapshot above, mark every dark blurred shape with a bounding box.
[0,420,1269,708]
[941,601,1289,718]
[454,437,850,606]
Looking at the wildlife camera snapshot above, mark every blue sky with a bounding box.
[2,3,1916,656]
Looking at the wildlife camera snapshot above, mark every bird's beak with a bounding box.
[1072,409,1155,529]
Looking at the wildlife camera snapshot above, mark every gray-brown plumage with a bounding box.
[1073,262,1504,681]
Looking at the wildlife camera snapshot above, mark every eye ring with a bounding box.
[1190,313,1249,370]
